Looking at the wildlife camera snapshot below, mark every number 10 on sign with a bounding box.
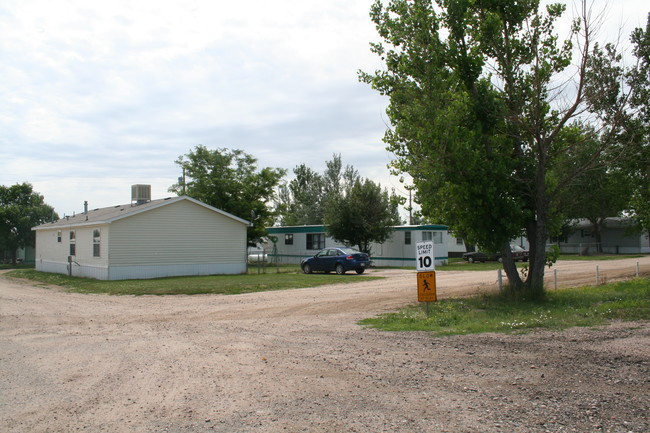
[416,241,435,271]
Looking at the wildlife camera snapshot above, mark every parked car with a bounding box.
[462,244,529,263]
[301,247,370,275]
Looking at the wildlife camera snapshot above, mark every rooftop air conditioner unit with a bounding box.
[131,184,151,205]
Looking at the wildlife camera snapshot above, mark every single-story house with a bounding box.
[33,192,249,280]
[265,224,449,268]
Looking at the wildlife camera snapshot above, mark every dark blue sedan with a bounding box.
[301,247,370,275]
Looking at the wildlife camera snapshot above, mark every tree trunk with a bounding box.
[500,242,523,292]
[526,164,549,299]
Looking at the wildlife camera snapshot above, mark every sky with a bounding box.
[1,0,647,219]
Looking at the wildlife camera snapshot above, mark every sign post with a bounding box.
[416,241,437,316]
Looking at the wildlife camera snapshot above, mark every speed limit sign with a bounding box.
[416,241,435,271]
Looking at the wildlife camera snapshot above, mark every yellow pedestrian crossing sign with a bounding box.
[417,271,437,302]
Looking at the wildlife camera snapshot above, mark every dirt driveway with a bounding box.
[1,257,649,433]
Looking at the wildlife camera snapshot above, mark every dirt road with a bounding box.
[1,257,649,432]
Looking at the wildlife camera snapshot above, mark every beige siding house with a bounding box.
[33,196,249,280]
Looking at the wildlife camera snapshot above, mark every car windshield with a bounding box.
[510,245,525,252]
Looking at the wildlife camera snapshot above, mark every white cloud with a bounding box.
[0,0,646,218]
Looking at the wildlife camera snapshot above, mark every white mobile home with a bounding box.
[266,224,449,267]
[556,218,650,254]
[33,195,249,280]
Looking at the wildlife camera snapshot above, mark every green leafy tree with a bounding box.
[360,0,631,298]
[274,154,361,226]
[624,14,650,233]
[0,183,58,264]
[324,178,402,254]
[278,164,325,226]
[170,146,286,244]
[556,125,634,251]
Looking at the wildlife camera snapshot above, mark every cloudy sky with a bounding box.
[1,0,647,218]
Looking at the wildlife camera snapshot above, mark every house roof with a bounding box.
[33,196,249,230]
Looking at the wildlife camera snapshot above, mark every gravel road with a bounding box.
[1,257,649,433]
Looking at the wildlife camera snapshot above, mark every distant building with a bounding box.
[556,218,650,255]
[32,188,248,280]
[266,224,449,267]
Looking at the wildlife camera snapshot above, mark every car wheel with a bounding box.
[355,268,365,274]
[335,264,345,275]
[468,257,475,263]
[302,263,312,274]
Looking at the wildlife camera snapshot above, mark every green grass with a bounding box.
[557,254,645,261]
[0,263,34,270]
[359,277,650,336]
[4,269,382,296]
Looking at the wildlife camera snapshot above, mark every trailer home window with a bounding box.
[69,230,76,256]
[306,233,325,250]
[285,234,293,245]
[93,229,101,257]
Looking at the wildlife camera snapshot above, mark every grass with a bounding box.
[4,269,382,296]
[0,263,34,270]
[437,254,645,271]
[359,277,650,336]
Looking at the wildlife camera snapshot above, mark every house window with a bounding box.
[285,234,294,245]
[306,233,325,250]
[404,231,411,245]
[456,237,464,245]
[69,230,76,256]
[422,231,443,244]
[57,231,62,243]
[93,228,101,257]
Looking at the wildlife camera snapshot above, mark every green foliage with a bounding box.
[360,0,635,295]
[170,146,286,244]
[324,178,402,254]
[624,14,650,233]
[275,154,361,226]
[0,183,58,263]
[6,269,382,296]
[359,277,650,335]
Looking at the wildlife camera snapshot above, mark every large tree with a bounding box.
[0,183,58,264]
[360,0,631,298]
[170,146,286,244]
[274,154,361,226]
[324,178,402,254]
[624,14,650,233]
[556,124,634,252]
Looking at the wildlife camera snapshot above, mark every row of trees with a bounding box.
[170,149,402,253]
[358,0,649,299]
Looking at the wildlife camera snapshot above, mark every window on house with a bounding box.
[93,228,101,257]
[57,231,62,243]
[404,231,411,245]
[422,231,443,244]
[456,237,464,245]
[69,230,76,256]
[285,234,293,245]
[306,233,325,250]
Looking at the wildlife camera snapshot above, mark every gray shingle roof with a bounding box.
[33,196,249,230]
